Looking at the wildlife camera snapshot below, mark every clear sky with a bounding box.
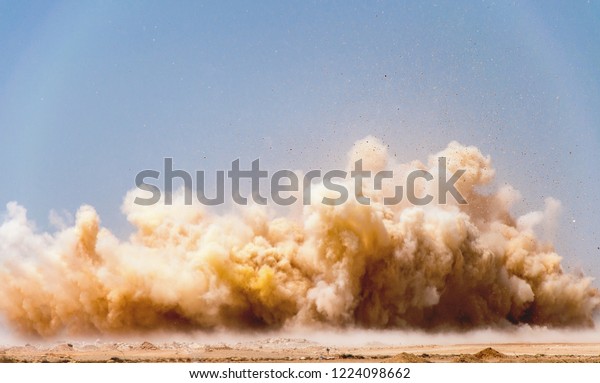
[0,1,599,278]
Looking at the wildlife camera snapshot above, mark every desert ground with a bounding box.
[1,338,599,363]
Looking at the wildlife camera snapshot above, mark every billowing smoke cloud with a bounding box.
[0,138,598,337]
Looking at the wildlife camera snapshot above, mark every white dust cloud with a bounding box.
[0,137,598,337]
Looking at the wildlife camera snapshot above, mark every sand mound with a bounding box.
[50,343,74,352]
[387,352,430,363]
[474,347,505,360]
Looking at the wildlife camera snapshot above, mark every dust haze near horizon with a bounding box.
[0,138,598,338]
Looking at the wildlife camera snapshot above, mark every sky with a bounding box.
[0,1,599,279]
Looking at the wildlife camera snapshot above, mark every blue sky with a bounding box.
[0,1,599,277]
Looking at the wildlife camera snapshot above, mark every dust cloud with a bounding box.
[0,137,598,337]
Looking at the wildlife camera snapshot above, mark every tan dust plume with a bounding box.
[0,137,598,337]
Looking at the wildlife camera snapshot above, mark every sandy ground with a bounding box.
[1,339,599,363]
